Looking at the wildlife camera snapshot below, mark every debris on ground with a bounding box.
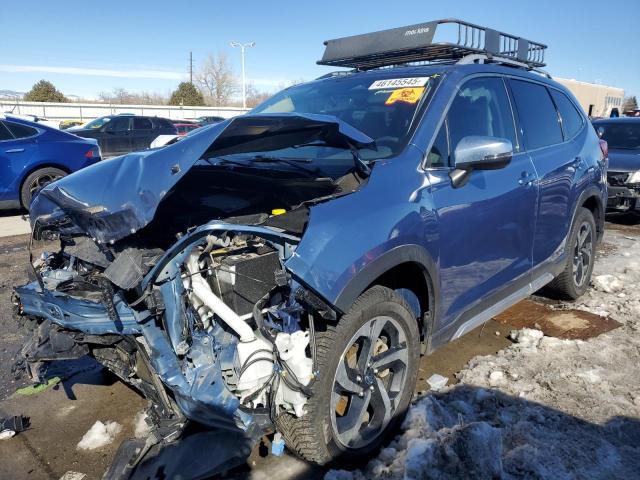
[0,415,29,440]
[76,420,123,450]
[426,374,448,391]
[59,472,87,480]
[133,411,151,439]
[325,228,640,480]
[13,376,61,396]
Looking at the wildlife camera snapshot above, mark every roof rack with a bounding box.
[318,19,547,71]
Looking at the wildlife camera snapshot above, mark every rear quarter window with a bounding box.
[510,79,563,150]
[5,121,38,139]
[0,121,14,141]
[550,89,585,139]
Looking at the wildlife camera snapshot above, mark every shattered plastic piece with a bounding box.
[0,415,30,440]
[426,374,448,390]
[59,472,87,480]
[271,432,285,456]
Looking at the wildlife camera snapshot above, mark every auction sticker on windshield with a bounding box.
[385,87,425,105]
[369,77,430,90]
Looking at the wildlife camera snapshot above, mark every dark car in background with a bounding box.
[0,114,100,210]
[593,117,640,213]
[72,114,177,157]
[192,115,225,125]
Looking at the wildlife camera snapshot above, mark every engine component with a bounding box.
[274,331,313,417]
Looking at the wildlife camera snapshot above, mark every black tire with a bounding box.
[20,167,66,210]
[546,207,597,300]
[276,285,420,466]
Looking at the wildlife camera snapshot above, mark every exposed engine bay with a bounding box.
[13,113,374,478]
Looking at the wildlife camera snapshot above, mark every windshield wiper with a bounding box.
[291,141,373,177]
[250,154,320,177]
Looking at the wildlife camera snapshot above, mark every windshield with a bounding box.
[249,73,438,160]
[596,123,640,149]
[83,117,112,129]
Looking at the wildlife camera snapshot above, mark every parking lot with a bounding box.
[1,212,638,479]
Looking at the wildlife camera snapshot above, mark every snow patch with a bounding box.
[76,421,122,450]
[593,274,623,293]
[509,328,543,348]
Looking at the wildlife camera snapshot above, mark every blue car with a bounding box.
[14,20,606,477]
[0,114,100,210]
[593,117,640,212]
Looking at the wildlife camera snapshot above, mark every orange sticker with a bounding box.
[385,87,425,105]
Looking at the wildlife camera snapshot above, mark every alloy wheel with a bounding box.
[573,221,593,287]
[330,315,409,450]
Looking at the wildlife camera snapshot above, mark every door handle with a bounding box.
[5,148,25,153]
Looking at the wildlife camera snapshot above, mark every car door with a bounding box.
[508,79,583,268]
[426,76,538,334]
[131,117,155,152]
[0,120,38,205]
[101,116,132,157]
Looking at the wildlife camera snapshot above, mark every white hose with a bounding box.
[186,254,256,343]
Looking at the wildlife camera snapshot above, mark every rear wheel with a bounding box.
[20,167,66,210]
[546,207,596,300]
[277,286,420,465]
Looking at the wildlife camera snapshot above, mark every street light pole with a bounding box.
[230,41,255,109]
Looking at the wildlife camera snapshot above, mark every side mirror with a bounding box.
[450,136,513,188]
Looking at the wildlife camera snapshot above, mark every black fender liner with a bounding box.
[333,244,439,339]
[574,185,606,242]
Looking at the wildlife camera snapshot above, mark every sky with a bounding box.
[1,0,638,100]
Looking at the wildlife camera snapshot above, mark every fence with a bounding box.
[0,100,250,122]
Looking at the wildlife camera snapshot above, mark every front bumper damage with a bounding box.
[14,221,334,479]
[607,172,640,212]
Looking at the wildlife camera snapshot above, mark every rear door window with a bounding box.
[104,116,131,132]
[5,121,38,139]
[510,80,563,150]
[133,117,153,130]
[550,89,585,139]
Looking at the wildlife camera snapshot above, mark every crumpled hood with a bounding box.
[29,113,373,244]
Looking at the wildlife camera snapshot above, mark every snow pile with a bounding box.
[76,420,122,450]
[325,229,640,480]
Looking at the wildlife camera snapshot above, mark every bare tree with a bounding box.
[98,88,167,105]
[244,83,272,108]
[196,52,238,106]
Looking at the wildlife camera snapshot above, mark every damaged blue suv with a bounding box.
[14,19,606,478]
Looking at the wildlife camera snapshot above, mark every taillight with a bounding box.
[85,146,101,160]
[599,139,608,160]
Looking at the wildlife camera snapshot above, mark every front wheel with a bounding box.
[276,286,420,466]
[546,207,597,300]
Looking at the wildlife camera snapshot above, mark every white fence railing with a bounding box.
[1,100,250,122]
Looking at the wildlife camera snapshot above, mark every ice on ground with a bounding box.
[325,229,640,480]
[133,411,151,438]
[76,420,122,450]
[508,328,543,348]
[593,274,623,293]
[426,374,448,390]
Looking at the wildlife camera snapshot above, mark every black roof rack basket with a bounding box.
[318,19,547,70]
